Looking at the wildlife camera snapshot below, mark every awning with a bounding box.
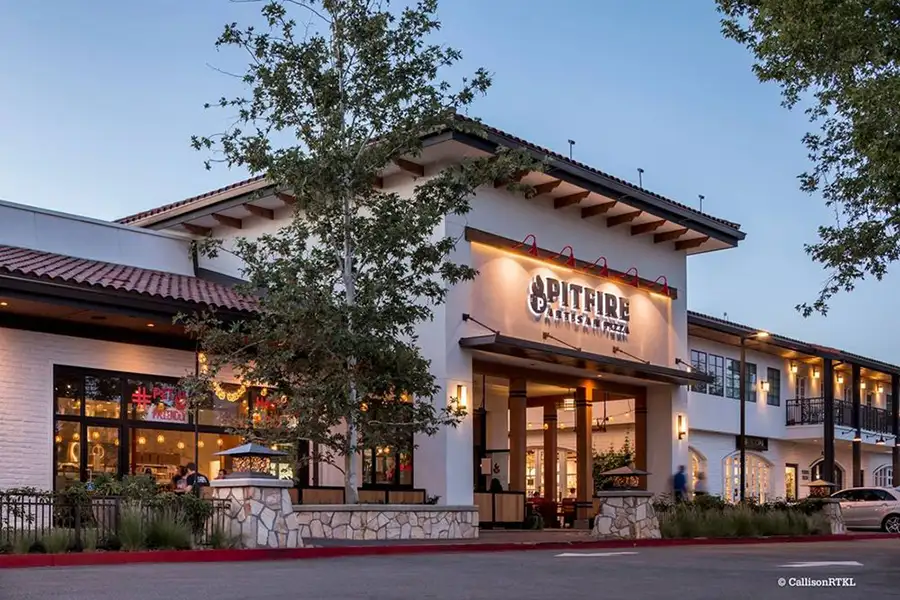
[459,334,713,386]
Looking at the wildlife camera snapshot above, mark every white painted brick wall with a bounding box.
[0,327,195,491]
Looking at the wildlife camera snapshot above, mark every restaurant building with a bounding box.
[0,120,896,524]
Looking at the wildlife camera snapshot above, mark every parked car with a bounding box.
[830,487,900,532]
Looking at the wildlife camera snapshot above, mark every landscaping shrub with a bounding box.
[40,529,72,554]
[117,507,145,552]
[658,502,831,539]
[208,526,242,550]
[144,512,193,550]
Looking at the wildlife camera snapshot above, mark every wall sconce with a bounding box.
[861,381,867,390]
[512,234,539,256]
[760,380,770,393]
[677,414,687,440]
[454,384,468,410]
[878,384,885,394]
[837,374,844,385]
[813,368,820,379]
[551,245,577,267]
[790,362,798,375]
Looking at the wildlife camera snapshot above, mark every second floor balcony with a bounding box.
[785,397,894,436]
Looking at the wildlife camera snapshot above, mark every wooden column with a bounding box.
[852,363,862,487]
[508,378,527,492]
[634,390,647,489]
[892,374,899,486]
[822,359,835,485]
[543,401,558,501]
[575,387,593,524]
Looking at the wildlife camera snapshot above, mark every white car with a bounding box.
[830,487,900,532]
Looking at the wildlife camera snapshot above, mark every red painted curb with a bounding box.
[0,533,896,569]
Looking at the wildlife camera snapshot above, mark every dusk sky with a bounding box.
[1,1,896,361]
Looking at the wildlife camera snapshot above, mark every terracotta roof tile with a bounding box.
[0,245,255,312]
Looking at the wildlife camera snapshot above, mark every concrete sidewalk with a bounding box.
[305,529,595,547]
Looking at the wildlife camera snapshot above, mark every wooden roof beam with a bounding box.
[606,210,642,228]
[654,228,689,244]
[531,179,562,196]
[631,219,666,236]
[554,190,589,209]
[394,158,425,177]
[212,213,243,229]
[580,201,617,219]
[675,236,710,251]
[277,192,297,206]
[244,204,274,220]
[183,223,211,236]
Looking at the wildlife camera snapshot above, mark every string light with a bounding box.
[156,434,165,443]
[198,440,205,449]
[177,441,185,450]
[138,436,146,445]
[198,352,250,402]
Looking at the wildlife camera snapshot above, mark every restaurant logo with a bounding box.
[131,386,188,423]
[528,274,630,339]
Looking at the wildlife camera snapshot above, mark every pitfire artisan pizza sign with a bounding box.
[528,274,631,338]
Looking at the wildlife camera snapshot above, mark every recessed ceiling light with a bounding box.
[0,301,7,307]
[146,323,155,328]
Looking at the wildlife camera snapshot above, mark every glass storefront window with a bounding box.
[55,374,82,416]
[55,421,81,489]
[398,452,412,486]
[84,375,121,419]
[126,378,188,424]
[86,426,119,479]
[197,390,248,427]
[200,432,241,480]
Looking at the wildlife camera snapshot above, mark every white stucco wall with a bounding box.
[0,327,197,490]
[0,199,194,276]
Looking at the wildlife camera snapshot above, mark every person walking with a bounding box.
[673,465,687,502]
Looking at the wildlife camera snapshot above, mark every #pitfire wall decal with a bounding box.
[528,274,630,339]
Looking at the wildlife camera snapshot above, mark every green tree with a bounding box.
[592,435,633,492]
[184,0,533,502]
[717,1,900,315]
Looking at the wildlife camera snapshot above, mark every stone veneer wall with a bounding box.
[592,492,661,540]
[294,505,479,540]
[821,499,845,534]
[211,479,304,549]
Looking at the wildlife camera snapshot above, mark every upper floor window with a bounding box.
[745,363,758,402]
[690,350,707,394]
[708,354,725,397]
[725,359,740,399]
[766,368,781,406]
[796,375,809,399]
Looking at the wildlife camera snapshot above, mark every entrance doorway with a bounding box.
[784,463,798,501]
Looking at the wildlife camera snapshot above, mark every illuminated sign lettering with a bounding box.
[528,274,630,339]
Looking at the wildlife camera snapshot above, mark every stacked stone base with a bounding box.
[295,505,479,540]
[211,479,304,549]
[821,499,845,534]
[592,491,661,540]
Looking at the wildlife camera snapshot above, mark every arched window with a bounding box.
[873,465,893,488]
[689,447,707,490]
[723,452,772,502]
[810,459,844,491]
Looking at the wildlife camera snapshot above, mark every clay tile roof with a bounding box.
[0,245,255,312]
[115,175,268,225]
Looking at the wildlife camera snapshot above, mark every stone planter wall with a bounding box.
[294,505,479,540]
[821,499,845,534]
[211,478,304,549]
[591,491,661,540]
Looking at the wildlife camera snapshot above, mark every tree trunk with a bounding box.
[342,190,360,505]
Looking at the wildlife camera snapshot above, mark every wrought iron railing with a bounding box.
[785,397,894,435]
[0,491,229,552]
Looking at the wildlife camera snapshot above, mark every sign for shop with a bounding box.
[735,435,768,452]
[131,386,188,423]
[528,274,630,338]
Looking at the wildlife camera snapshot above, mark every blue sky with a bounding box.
[1,1,896,361]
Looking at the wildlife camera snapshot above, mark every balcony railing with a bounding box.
[785,397,894,435]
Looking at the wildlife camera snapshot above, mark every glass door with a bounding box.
[784,464,798,501]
